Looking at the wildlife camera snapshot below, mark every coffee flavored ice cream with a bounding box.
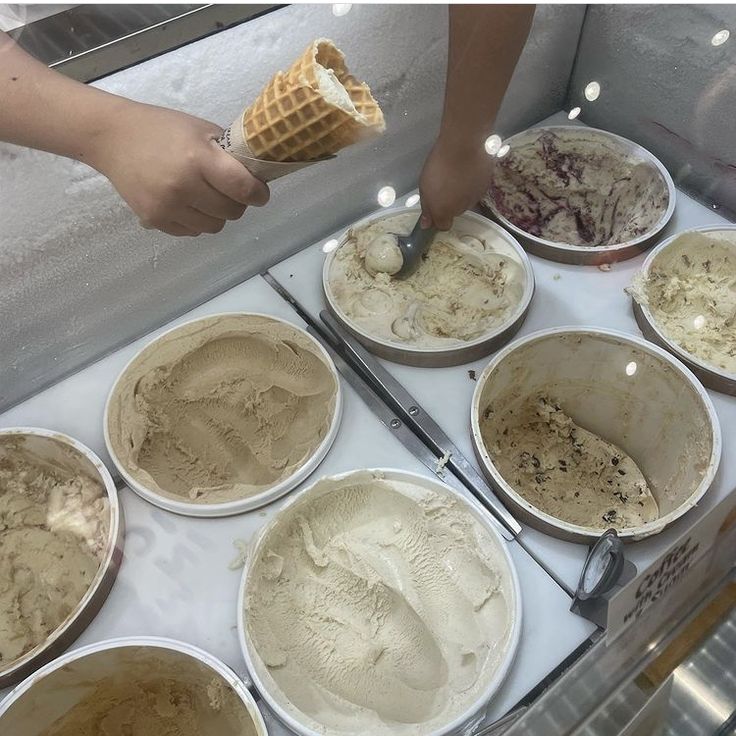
[245,472,516,735]
[327,213,526,348]
[106,314,338,505]
[481,395,659,530]
[39,652,259,736]
[485,129,669,247]
[629,230,736,374]
[0,436,109,669]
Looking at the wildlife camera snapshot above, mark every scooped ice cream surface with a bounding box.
[39,652,258,736]
[316,64,358,114]
[364,232,404,275]
[327,213,526,348]
[485,129,669,247]
[244,471,516,735]
[0,436,109,669]
[106,314,338,505]
[480,394,659,530]
[629,230,736,374]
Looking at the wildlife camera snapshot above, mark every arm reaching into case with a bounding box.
[0,32,269,237]
[419,5,535,230]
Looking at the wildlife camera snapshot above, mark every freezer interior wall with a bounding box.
[567,4,736,218]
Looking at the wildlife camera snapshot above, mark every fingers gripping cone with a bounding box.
[219,39,385,182]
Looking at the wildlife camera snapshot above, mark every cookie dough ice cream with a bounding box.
[106,315,339,505]
[327,213,526,348]
[244,471,516,735]
[38,650,259,736]
[0,435,109,670]
[484,129,669,247]
[480,395,659,530]
[629,230,736,374]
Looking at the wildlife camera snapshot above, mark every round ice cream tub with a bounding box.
[237,468,522,736]
[323,207,535,367]
[104,312,343,518]
[630,225,736,396]
[481,125,676,265]
[0,428,123,689]
[470,328,721,544]
[0,637,268,735]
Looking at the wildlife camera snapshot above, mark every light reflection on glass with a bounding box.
[568,107,581,120]
[711,29,730,46]
[497,144,510,158]
[332,4,352,17]
[322,238,339,253]
[585,81,601,101]
[484,134,502,155]
[625,361,637,376]
[693,315,706,330]
[405,194,420,207]
[377,186,396,207]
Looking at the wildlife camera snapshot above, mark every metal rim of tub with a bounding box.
[469,327,722,544]
[480,125,677,265]
[103,312,344,518]
[237,467,523,736]
[322,206,536,367]
[0,636,268,735]
[630,225,736,396]
[0,427,124,689]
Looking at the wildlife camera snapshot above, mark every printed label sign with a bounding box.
[606,493,736,643]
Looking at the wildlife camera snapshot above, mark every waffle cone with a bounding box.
[243,39,385,162]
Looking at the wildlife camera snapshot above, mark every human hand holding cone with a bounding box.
[219,39,385,181]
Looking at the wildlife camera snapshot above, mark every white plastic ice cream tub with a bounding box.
[237,468,522,736]
[0,637,268,735]
[0,428,123,689]
[104,312,343,518]
[630,225,736,396]
[323,206,536,367]
[470,328,722,544]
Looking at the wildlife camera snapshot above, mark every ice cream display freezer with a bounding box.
[1,4,735,735]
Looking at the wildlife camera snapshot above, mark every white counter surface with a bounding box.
[0,269,596,731]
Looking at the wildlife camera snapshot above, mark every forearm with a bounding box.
[439,4,534,153]
[0,32,126,164]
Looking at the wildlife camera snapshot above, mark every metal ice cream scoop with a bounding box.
[393,217,437,279]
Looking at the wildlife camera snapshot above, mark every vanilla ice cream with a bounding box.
[244,471,516,735]
[629,230,736,374]
[316,65,358,115]
[484,129,669,247]
[480,395,659,530]
[0,435,109,670]
[106,314,338,505]
[327,213,526,348]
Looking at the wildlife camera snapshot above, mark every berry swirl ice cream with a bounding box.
[484,128,669,247]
